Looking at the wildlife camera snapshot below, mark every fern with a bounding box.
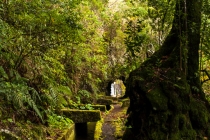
[49,85,58,106]
[22,91,43,122]
[0,66,8,80]
[56,85,72,95]
[78,90,91,97]
[48,84,72,108]
[0,68,44,123]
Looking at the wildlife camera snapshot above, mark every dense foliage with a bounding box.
[0,0,210,139]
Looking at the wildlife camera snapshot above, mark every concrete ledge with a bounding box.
[119,99,130,107]
[99,95,119,101]
[61,109,101,123]
[77,104,106,112]
[97,99,113,105]
[91,105,106,112]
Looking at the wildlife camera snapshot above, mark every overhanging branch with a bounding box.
[201,69,210,84]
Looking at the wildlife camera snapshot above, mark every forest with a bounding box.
[0,0,210,139]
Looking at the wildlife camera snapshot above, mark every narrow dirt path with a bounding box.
[101,104,128,140]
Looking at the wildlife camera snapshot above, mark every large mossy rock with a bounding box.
[61,109,101,123]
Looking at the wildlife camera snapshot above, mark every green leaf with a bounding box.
[7,118,13,123]
[0,66,8,80]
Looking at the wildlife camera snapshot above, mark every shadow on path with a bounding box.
[101,104,128,140]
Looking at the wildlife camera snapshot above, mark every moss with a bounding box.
[206,125,210,138]
[105,105,114,114]
[97,98,113,105]
[167,90,188,112]
[61,109,101,123]
[113,119,127,139]
[102,96,118,101]
[189,98,209,129]
[150,130,168,140]
[119,99,130,108]
[109,106,129,139]
[58,124,75,140]
[147,114,179,140]
[114,121,122,138]
[87,122,97,139]
[146,87,168,111]
[168,132,180,140]
[123,52,210,140]
[31,126,47,139]
[91,105,106,112]
[170,114,195,140]
[122,128,136,140]
[94,120,103,140]
[77,104,107,111]
[173,113,203,139]
[179,126,197,140]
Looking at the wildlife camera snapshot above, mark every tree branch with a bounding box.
[201,69,210,84]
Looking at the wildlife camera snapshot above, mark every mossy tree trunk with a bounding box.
[123,0,210,139]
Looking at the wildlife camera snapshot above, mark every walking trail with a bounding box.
[101,103,128,140]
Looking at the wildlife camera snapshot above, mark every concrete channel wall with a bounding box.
[58,121,102,140]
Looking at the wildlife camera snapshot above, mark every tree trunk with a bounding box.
[123,0,210,139]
